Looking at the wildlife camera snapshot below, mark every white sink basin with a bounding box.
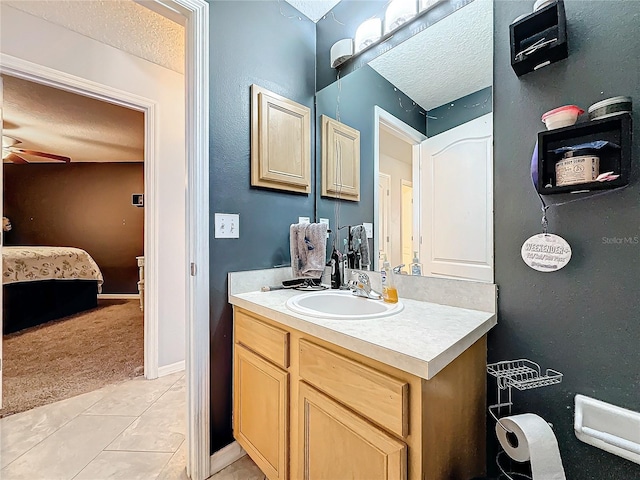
[285,290,404,320]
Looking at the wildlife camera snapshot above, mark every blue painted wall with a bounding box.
[208,0,316,452]
[426,86,493,137]
[491,1,640,478]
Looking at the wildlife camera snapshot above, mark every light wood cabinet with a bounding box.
[251,84,311,194]
[233,307,487,480]
[299,382,406,480]
[233,344,289,480]
[321,115,361,201]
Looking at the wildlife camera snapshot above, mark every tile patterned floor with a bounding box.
[0,372,264,479]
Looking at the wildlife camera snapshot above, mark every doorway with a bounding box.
[374,106,427,272]
[1,74,146,417]
[0,0,211,478]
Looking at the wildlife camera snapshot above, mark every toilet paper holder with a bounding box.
[487,359,563,432]
[488,359,564,479]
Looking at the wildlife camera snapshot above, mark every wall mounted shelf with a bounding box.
[510,0,567,76]
[537,113,632,195]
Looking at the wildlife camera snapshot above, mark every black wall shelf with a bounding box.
[510,0,568,77]
[537,113,632,195]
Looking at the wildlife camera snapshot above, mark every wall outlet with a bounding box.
[363,222,373,239]
[214,213,239,239]
[298,216,310,224]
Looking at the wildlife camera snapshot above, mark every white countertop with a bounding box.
[229,288,497,380]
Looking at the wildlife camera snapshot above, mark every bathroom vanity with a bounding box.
[228,276,497,480]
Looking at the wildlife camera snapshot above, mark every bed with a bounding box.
[2,246,104,334]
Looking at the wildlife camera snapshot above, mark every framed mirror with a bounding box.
[315,0,494,282]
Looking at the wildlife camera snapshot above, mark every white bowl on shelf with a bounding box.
[541,105,584,130]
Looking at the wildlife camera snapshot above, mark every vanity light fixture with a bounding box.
[330,38,354,68]
[384,0,418,34]
[354,18,382,53]
[333,0,450,69]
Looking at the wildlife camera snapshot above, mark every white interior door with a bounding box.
[420,113,493,282]
[378,173,391,264]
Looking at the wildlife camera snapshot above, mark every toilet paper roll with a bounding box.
[496,413,566,480]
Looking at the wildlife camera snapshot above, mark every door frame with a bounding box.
[400,179,413,268]
[0,0,212,478]
[378,172,392,262]
[373,106,427,271]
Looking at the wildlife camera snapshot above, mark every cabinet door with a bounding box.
[234,344,288,480]
[298,382,406,480]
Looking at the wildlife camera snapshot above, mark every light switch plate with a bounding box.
[298,216,310,224]
[363,222,373,239]
[214,213,239,238]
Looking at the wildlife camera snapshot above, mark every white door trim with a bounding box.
[1,0,211,477]
[374,106,427,271]
[164,1,211,479]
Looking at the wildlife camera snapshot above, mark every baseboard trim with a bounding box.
[157,360,185,377]
[98,293,140,300]
[210,441,246,476]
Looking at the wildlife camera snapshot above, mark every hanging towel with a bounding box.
[290,222,328,278]
[350,225,370,268]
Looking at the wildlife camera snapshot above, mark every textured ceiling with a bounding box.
[369,0,493,111]
[2,75,144,164]
[284,0,342,22]
[3,0,185,73]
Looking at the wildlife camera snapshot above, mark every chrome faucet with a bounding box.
[393,264,405,274]
[349,272,382,300]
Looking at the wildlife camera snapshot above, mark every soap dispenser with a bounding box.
[410,251,423,276]
[381,255,398,304]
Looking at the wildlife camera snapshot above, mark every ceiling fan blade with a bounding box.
[9,147,71,163]
[4,153,29,164]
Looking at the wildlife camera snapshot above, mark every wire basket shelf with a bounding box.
[487,359,563,391]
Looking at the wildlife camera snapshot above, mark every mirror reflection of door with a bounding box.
[375,110,426,271]
[378,172,391,265]
[421,113,493,283]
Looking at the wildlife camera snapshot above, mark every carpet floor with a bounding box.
[0,299,143,418]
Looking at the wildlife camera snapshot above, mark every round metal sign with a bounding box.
[521,233,572,272]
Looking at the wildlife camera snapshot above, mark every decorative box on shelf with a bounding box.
[510,0,567,76]
[537,113,632,195]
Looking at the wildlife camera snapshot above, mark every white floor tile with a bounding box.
[156,440,188,480]
[105,385,185,452]
[73,450,172,480]
[0,389,108,469]
[83,375,179,417]
[209,455,266,480]
[104,414,184,453]
[0,414,135,480]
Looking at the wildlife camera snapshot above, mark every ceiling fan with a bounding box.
[2,135,71,164]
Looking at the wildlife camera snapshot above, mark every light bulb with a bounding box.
[419,0,444,13]
[354,18,382,53]
[384,0,417,34]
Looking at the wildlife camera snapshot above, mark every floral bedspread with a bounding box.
[2,246,104,292]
